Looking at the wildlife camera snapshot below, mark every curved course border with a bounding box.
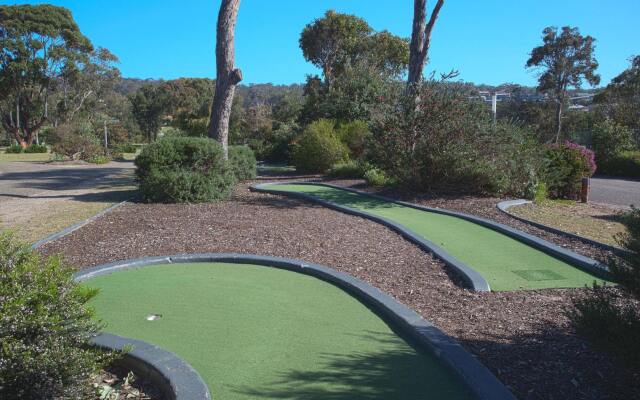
[497,199,631,257]
[250,182,612,291]
[31,200,129,249]
[75,253,516,400]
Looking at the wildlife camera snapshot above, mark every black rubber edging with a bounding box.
[497,199,632,258]
[74,253,516,400]
[31,200,129,249]
[250,183,491,292]
[251,182,613,285]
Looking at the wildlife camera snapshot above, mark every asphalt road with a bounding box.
[0,160,135,201]
[590,176,640,208]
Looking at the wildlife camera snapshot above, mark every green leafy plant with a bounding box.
[0,231,118,399]
[328,160,367,179]
[569,207,640,371]
[5,143,22,153]
[364,168,392,187]
[291,119,349,173]
[135,136,235,203]
[23,143,48,153]
[543,141,596,199]
[228,145,257,181]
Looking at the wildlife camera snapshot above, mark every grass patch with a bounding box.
[510,201,626,246]
[0,152,51,163]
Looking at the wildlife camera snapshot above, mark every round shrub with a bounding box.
[336,120,371,159]
[328,160,367,179]
[544,141,596,199]
[291,119,348,173]
[135,136,235,203]
[592,119,634,167]
[229,145,257,181]
[0,232,116,399]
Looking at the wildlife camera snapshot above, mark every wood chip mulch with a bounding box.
[40,179,639,400]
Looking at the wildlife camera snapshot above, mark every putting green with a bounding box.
[87,262,472,399]
[266,184,607,291]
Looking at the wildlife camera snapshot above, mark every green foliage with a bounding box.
[533,182,549,204]
[592,119,634,165]
[569,207,640,371]
[135,136,235,203]
[369,82,544,197]
[23,143,47,153]
[86,154,110,164]
[364,168,392,187]
[598,151,640,178]
[543,142,596,199]
[0,231,117,399]
[129,84,166,142]
[5,143,22,153]
[291,119,348,173]
[116,143,137,153]
[52,121,106,161]
[336,120,370,159]
[328,160,367,179]
[228,145,257,181]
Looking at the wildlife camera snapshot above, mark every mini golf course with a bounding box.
[84,261,476,400]
[253,183,609,291]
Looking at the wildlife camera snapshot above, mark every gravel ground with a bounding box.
[39,179,638,400]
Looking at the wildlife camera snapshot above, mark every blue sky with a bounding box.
[5,0,640,86]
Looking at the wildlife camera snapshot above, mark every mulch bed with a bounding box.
[92,366,163,399]
[40,178,638,400]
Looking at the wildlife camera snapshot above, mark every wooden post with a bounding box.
[581,177,589,203]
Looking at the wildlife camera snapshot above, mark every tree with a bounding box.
[208,0,242,159]
[129,84,166,142]
[407,0,445,88]
[0,5,94,147]
[526,26,600,143]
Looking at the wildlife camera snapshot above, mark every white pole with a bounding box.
[491,92,497,126]
[103,120,108,149]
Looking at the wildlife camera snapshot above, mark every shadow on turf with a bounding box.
[231,332,467,400]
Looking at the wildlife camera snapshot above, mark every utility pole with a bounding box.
[103,120,108,149]
[491,92,497,126]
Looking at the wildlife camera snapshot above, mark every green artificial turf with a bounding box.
[268,184,609,291]
[87,262,471,400]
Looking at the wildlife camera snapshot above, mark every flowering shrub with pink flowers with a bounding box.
[544,141,597,199]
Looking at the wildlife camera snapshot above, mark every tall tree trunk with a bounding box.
[554,99,563,143]
[208,0,242,159]
[407,0,444,89]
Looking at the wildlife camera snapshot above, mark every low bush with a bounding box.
[569,207,640,371]
[135,136,235,203]
[543,141,596,199]
[0,232,117,399]
[116,143,138,153]
[86,154,110,164]
[52,121,106,161]
[328,160,367,179]
[336,120,370,159]
[5,143,22,153]
[364,168,393,187]
[291,119,348,173]
[228,145,257,181]
[598,151,640,178]
[24,143,48,153]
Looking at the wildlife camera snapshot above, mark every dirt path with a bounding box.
[0,161,136,242]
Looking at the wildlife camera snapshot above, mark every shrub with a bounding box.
[116,143,138,154]
[336,120,371,159]
[5,143,22,153]
[592,119,634,167]
[328,160,367,179]
[569,207,640,371]
[291,119,348,173]
[364,168,393,187]
[0,232,117,399]
[86,154,110,164]
[228,145,257,181]
[24,143,48,153]
[543,141,596,199]
[52,121,106,161]
[599,151,640,178]
[369,83,545,197]
[135,136,235,203]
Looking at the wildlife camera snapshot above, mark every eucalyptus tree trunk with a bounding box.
[208,0,242,159]
[407,0,444,88]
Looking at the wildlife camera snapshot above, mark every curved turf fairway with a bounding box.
[264,184,607,291]
[87,263,471,399]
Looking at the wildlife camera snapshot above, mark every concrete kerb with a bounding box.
[251,182,612,282]
[497,199,632,258]
[75,253,516,400]
[31,200,129,249]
